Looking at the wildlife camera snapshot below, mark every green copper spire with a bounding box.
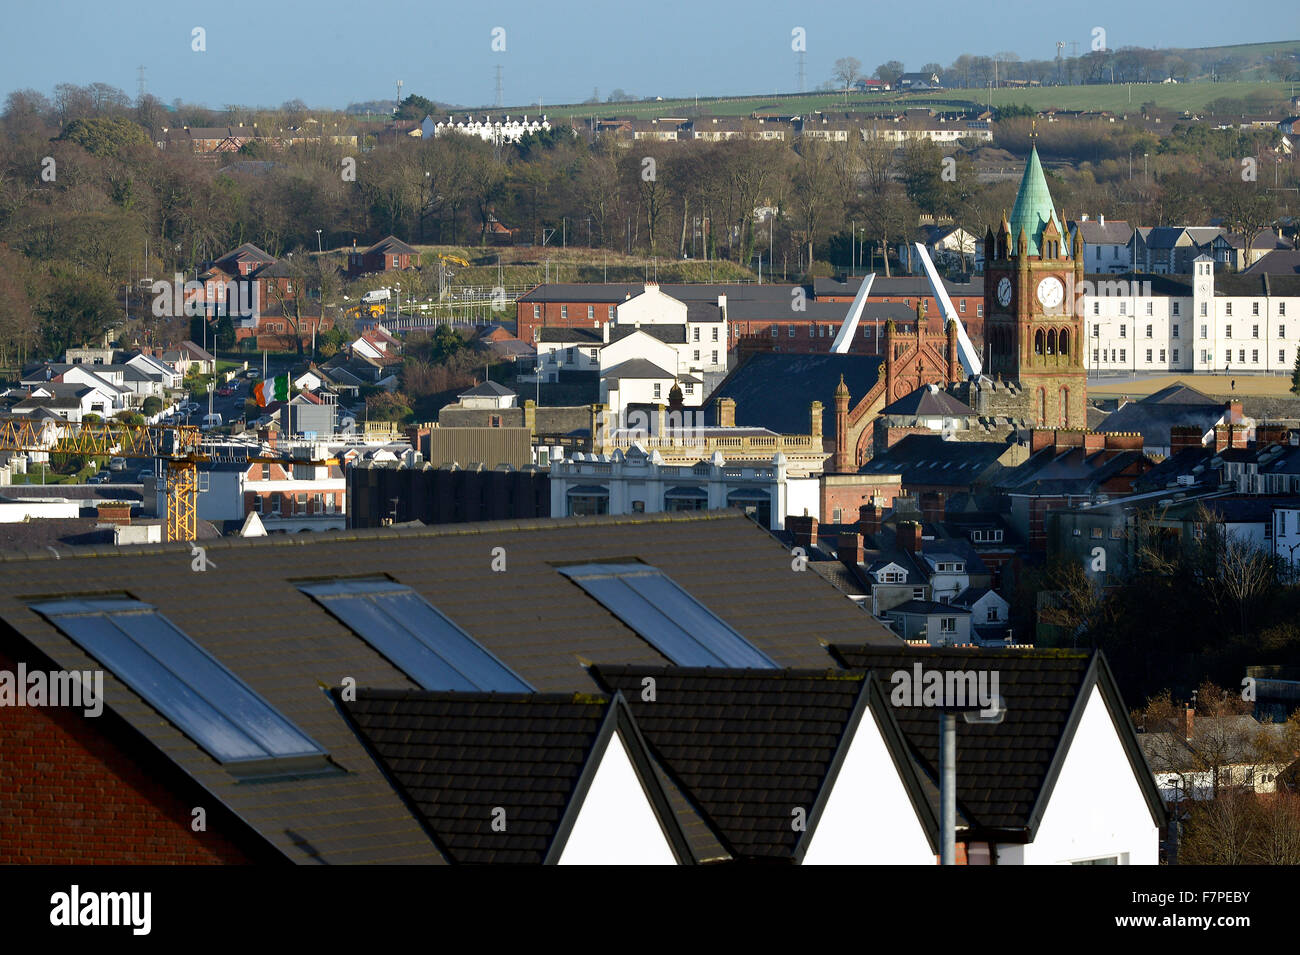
[1009,146,1062,257]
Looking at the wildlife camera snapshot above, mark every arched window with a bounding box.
[1046,329,1057,356]
[1034,329,1044,355]
[1059,328,1069,356]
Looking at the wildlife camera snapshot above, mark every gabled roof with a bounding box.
[1242,249,1300,275]
[590,665,936,861]
[603,358,676,380]
[537,326,603,344]
[338,690,689,864]
[364,235,419,256]
[880,384,976,418]
[1097,385,1224,448]
[458,380,516,398]
[830,646,1167,839]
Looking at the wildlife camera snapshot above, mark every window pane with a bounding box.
[35,599,322,764]
[300,581,531,692]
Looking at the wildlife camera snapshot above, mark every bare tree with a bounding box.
[832,57,862,90]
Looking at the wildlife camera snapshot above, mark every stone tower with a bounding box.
[982,146,1087,428]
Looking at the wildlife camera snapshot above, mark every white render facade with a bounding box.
[549,445,817,530]
[1084,258,1298,375]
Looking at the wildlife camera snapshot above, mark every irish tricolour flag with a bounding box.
[254,374,289,407]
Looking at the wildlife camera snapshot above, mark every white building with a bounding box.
[1085,257,1300,375]
[549,445,819,530]
[423,113,550,144]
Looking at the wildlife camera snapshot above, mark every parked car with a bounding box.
[108,457,126,472]
[137,469,154,483]
[87,472,109,484]
[200,413,223,431]
[245,369,260,380]
[216,384,236,397]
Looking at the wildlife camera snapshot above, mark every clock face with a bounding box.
[1036,276,1064,309]
[996,277,1012,308]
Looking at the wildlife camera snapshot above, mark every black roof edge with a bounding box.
[793,670,941,860]
[328,686,453,864]
[1023,651,1169,840]
[0,621,289,865]
[543,692,694,865]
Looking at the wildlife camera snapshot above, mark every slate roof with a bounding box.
[830,646,1166,837]
[603,358,676,380]
[859,434,1010,486]
[880,384,977,418]
[811,275,983,299]
[610,324,688,344]
[1068,218,1133,246]
[886,599,971,616]
[1243,249,1300,275]
[338,690,686,864]
[706,352,884,440]
[537,326,603,343]
[458,380,516,398]
[590,665,933,861]
[1097,384,1225,448]
[0,513,900,862]
[518,283,802,305]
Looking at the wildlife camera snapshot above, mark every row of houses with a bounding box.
[0,510,1168,864]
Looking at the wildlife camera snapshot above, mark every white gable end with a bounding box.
[558,730,676,865]
[802,707,935,864]
[999,684,1158,864]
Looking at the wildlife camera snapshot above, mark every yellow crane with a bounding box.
[1,417,344,542]
[0,417,206,542]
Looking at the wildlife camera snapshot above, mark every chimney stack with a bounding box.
[859,503,884,536]
[1182,704,1194,741]
[837,532,864,567]
[809,401,823,442]
[1225,399,1243,424]
[787,513,819,551]
[717,397,736,428]
[898,520,922,554]
[1169,425,1203,455]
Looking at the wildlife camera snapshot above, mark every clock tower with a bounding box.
[982,145,1086,429]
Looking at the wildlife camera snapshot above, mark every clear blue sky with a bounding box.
[3,0,1293,110]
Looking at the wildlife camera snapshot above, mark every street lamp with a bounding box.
[315,229,323,254]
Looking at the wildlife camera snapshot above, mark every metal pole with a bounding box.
[940,712,956,865]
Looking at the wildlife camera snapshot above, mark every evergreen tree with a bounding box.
[1292,345,1300,397]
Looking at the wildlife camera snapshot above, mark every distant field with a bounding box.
[537,80,1294,121]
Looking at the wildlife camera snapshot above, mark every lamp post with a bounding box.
[315,229,323,254]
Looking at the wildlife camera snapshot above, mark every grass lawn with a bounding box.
[538,80,1294,121]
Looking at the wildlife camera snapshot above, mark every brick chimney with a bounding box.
[1256,424,1288,446]
[1225,399,1243,424]
[1182,704,1195,741]
[859,503,884,536]
[897,520,922,553]
[809,401,823,442]
[717,397,736,428]
[1169,425,1203,454]
[1214,424,1248,451]
[919,491,945,523]
[523,398,537,434]
[837,531,864,566]
[787,513,818,551]
[96,502,131,525]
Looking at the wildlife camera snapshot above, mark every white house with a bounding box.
[424,113,550,144]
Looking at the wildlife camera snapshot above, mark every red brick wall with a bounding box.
[0,648,258,864]
[821,480,902,524]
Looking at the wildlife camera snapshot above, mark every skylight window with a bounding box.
[299,579,532,693]
[558,563,776,668]
[32,597,326,769]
